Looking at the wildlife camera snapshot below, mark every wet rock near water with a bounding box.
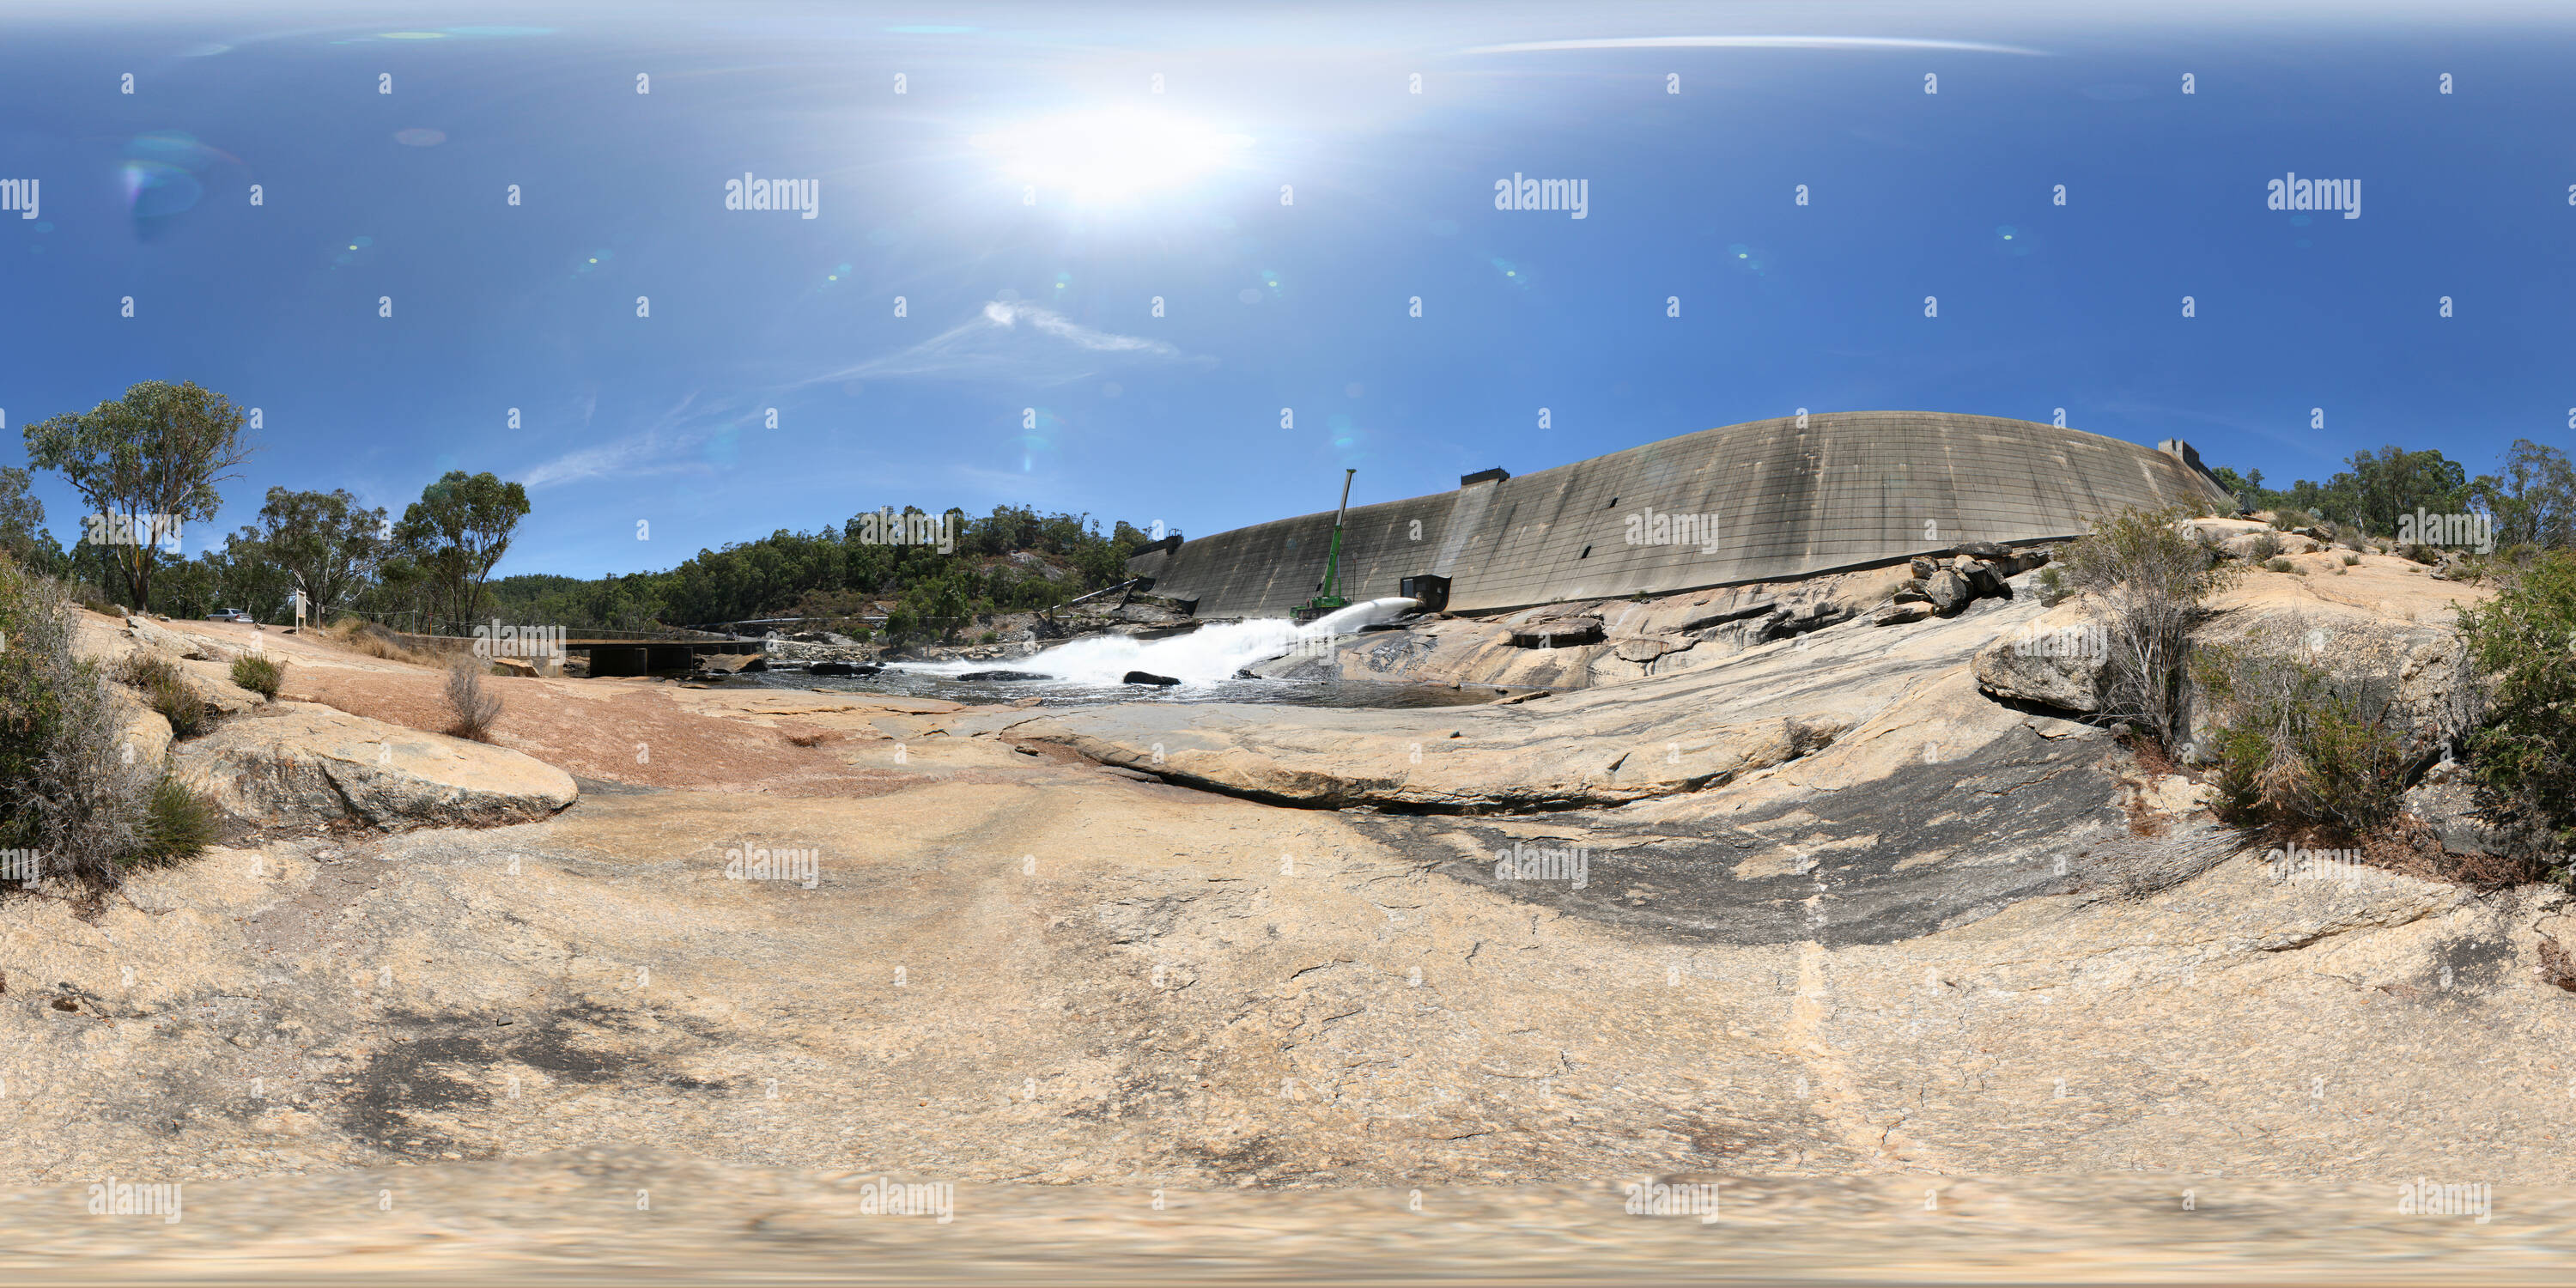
[805,660,882,677]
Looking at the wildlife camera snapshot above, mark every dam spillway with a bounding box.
[1125,411,2236,619]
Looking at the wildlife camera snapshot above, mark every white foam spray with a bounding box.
[902,597,1418,687]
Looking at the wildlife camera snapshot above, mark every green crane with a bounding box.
[1294,468,1357,623]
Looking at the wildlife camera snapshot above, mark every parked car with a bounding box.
[206,608,251,623]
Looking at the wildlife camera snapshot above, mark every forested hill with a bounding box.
[482,506,1164,632]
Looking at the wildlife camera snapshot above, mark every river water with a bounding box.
[715,598,1495,709]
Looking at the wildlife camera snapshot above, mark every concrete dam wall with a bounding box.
[1125,411,2234,619]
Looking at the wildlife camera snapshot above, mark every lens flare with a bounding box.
[119,131,241,240]
[970,109,1252,203]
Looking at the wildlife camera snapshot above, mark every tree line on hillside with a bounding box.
[2208,439,2575,550]
[0,380,1161,641]
[480,507,1165,639]
[1,380,528,634]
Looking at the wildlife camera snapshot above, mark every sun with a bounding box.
[970,109,1252,204]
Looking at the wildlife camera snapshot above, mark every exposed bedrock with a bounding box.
[1246,545,2049,695]
[172,702,579,830]
[1014,580,2053,815]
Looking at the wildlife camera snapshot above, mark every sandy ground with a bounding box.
[5,1151,2568,1285]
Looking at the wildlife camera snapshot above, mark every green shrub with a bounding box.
[879,605,917,646]
[0,562,160,888]
[112,650,213,736]
[2058,507,2240,749]
[2269,508,2317,532]
[114,651,179,690]
[130,772,221,867]
[229,653,283,699]
[2455,551,2576,854]
[2209,724,2275,823]
[2245,531,2285,561]
[2264,557,2301,574]
[2340,552,2360,566]
[898,571,974,643]
[2293,696,2409,830]
[150,677,211,738]
[2196,639,2415,836]
[976,629,999,644]
[2034,566,2069,606]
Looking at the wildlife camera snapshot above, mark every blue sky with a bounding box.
[1,1,2570,578]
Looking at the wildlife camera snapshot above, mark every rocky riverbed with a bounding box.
[5,550,2569,1283]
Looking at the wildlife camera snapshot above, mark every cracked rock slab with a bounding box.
[171,701,577,829]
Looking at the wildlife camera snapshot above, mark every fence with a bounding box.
[329,606,732,646]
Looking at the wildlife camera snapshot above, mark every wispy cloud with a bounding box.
[520,390,728,490]
[1462,35,2050,57]
[808,301,1204,388]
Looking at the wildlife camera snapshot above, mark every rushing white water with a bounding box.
[900,597,1419,686]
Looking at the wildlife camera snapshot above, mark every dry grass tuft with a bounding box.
[326,617,436,666]
[444,654,504,741]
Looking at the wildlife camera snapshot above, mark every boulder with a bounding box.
[489,657,539,677]
[696,653,766,675]
[1973,601,2113,713]
[1009,550,1072,581]
[1122,671,1182,687]
[2187,606,2470,760]
[174,659,267,716]
[171,702,576,830]
[1923,568,1971,616]
[957,670,1049,682]
[2178,517,2274,545]
[110,690,173,768]
[2403,766,2502,857]
[809,661,880,677]
[1872,602,1935,627]
[1509,617,1606,648]
[125,616,233,662]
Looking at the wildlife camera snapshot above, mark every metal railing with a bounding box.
[331,606,728,645]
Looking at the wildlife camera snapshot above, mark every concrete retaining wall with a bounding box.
[1127,412,2234,618]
